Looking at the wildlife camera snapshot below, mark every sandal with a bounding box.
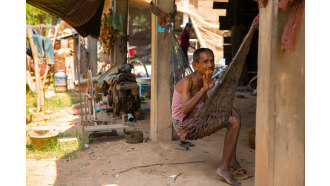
[231,168,252,180]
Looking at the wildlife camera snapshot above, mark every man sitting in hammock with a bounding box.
[172,48,243,185]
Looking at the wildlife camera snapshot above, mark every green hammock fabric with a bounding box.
[169,24,256,140]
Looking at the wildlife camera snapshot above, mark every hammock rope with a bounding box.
[150,1,258,140]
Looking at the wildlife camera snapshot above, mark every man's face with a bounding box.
[194,51,215,75]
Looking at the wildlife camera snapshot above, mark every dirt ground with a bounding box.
[26,89,256,186]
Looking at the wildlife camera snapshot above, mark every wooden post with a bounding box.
[87,36,98,76]
[42,65,49,89]
[150,0,175,142]
[110,0,128,66]
[27,27,43,112]
[255,2,305,186]
[74,36,86,142]
[26,55,30,71]
[26,71,36,93]
[52,23,60,47]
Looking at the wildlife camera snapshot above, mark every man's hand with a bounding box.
[202,70,216,92]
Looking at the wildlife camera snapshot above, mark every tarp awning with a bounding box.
[27,0,105,38]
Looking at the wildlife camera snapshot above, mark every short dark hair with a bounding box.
[185,22,192,28]
[193,48,214,62]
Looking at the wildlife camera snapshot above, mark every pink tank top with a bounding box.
[171,88,205,122]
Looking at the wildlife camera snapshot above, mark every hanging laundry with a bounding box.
[278,0,305,51]
[26,30,55,65]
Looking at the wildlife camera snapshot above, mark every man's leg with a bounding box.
[230,108,242,170]
[216,114,241,185]
[230,148,241,170]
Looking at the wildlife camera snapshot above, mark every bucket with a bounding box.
[136,77,151,98]
[55,70,67,92]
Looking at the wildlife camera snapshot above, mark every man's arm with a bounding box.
[181,71,216,115]
[181,77,207,115]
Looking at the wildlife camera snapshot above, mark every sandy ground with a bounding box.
[26,89,256,186]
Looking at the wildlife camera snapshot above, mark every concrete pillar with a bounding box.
[255,2,305,186]
[110,0,128,66]
[87,36,98,76]
[150,0,175,142]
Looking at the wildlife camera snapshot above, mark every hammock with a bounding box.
[170,24,256,140]
[150,2,257,140]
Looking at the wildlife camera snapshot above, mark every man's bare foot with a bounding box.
[230,158,241,170]
[216,167,241,185]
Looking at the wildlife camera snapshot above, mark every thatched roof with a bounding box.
[27,0,105,38]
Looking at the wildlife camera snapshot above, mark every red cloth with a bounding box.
[179,29,190,50]
[278,0,295,11]
[278,0,304,51]
[258,0,268,8]
[30,58,47,76]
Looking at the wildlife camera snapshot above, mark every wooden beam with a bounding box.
[84,124,128,132]
[224,36,231,44]
[219,16,232,30]
[213,1,232,9]
[223,44,232,65]
[27,28,43,112]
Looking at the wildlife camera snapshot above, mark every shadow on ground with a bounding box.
[27,90,256,186]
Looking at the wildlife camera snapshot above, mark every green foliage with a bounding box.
[26,4,59,25]
[26,91,82,114]
[68,92,81,105]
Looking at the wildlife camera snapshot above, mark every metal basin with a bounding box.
[28,130,58,149]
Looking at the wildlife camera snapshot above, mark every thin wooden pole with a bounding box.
[52,23,60,46]
[42,65,49,89]
[74,35,86,142]
[27,27,42,112]
[84,95,88,121]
